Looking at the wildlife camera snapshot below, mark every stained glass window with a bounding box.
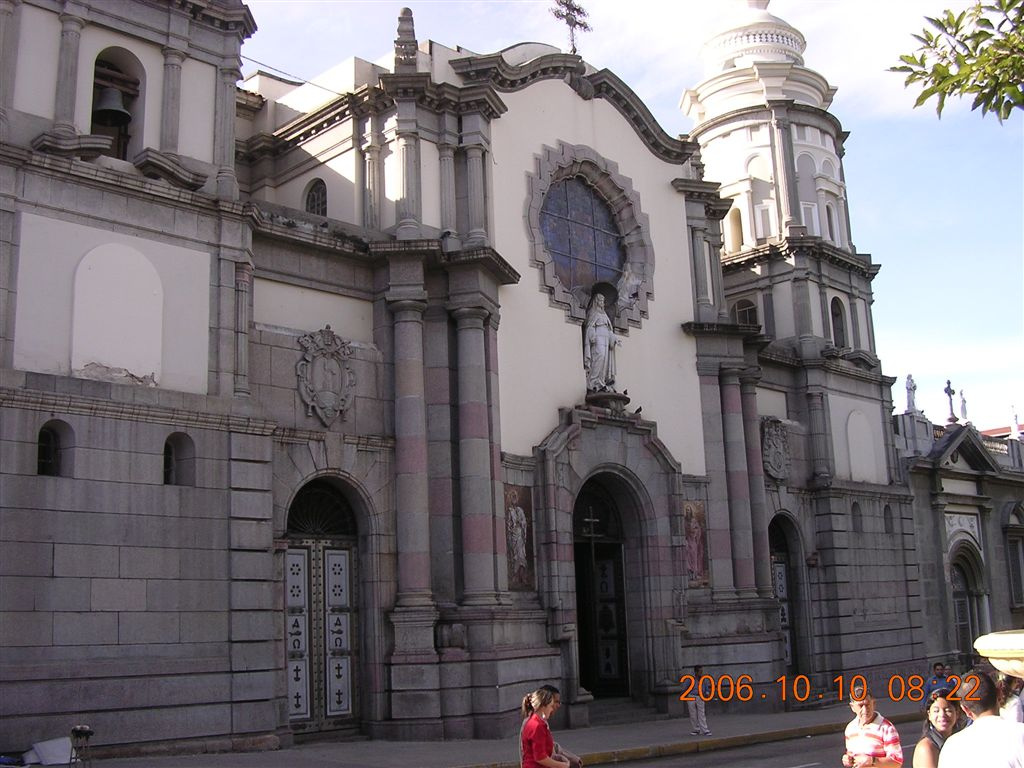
[540,177,625,295]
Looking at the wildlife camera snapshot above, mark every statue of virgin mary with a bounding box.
[583,293,619,392]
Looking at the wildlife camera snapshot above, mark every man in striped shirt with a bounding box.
[842,685,903,767]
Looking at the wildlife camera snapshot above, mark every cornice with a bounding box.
[0,386,276,435]
[451,53,695,165]
[244,203,373,256]
[436,246,520,286]
[721,238,876,279]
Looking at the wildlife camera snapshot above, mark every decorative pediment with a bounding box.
[929,424,1002,473]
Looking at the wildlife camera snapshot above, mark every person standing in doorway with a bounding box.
[689,665,712,736]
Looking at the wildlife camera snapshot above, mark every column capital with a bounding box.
[388,298,427,317]
[162,46,187,65]
[58,12,85,31]
[450,305,489,327]
[738,368,762,389]
[719,364,745,382]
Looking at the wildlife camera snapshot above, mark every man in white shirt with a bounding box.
[938,672,1024,768]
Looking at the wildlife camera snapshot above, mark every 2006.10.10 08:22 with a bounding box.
[678,672,983,703]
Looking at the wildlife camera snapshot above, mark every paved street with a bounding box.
[597,721,921,767]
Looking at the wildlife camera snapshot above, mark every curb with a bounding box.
[457,710,924,768]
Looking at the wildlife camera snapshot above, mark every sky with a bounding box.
[240,0,1024,432]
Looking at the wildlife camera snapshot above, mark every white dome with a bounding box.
[702,0,806,75]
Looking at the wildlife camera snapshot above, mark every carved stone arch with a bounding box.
[280,467,392,732]
[277,467,382,542]
[948,537,987,590]
[534,407,684,706]
[525,142,655,332]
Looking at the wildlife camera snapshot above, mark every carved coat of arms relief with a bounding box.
[761,418,791,482]
[296,325,356,427]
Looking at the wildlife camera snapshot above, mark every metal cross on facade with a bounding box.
[944,379,957,423]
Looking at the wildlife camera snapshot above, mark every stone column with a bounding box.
[697,361,735,597]
[160,47,185,153]
[363,136,381,230]
[53,12,85,135]
[390,298,434,609]
[741,188,754,248]
[395,122,421,240]
[740,370,773,597]
[465,145,487,246]
[706,216,729,322]
[0,0,21,143]
[769,107,800,233]
[234,261,252,396]
[721,366,756,597]
[214,65,240,199]
[807,388,832,484]
[485,314,509,597]
[690,226,713,317]
[438,142,461,251]
[453,307,497,605]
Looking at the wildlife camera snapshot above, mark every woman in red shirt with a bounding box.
[520,687,570,768]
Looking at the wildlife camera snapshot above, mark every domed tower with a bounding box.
[682,0,868,361]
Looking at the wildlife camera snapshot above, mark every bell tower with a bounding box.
[682,0,868,360]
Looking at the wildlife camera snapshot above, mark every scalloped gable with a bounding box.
[928,425,1003,473]
[450,53,698,165]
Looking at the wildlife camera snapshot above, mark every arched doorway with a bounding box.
[573,479,629,697]
[768,515,804,675]
[285,479,360,736]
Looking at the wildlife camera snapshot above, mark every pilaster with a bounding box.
[160,47,186,153]
[53,11,85,135]
[720,366,756,597]
[0,0,21,143]
[740,369,772,597]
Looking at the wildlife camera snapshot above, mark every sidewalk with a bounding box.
[98,698,924,768]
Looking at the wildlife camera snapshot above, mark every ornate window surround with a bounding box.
[525,142,654,331]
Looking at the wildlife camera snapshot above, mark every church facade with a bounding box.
[0,0,1020,755]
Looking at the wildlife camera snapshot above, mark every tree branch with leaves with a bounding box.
[551,0,592,56]
[891,0,1024,120]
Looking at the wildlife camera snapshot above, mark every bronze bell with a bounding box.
[92,87,132,127]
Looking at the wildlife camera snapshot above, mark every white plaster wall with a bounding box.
[72,245,163,381]
[179,58,216,163]
[12,4,59,120]
[419,140,441,230]
[324,150,359,223]
[757,387,788,420]
[14,214,210,393]
[77,27,164,150]
[829,393,886,483]
[253,279,372,343]
[490,79,704,473]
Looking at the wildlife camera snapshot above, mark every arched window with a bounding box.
[37,420,74,477]
[90,50,144,161]
[883,504,895,534]
[163,432,196,487]
[851,501,863,533]
[830,297,847,348]
[305,179,327,217]
[726,207,744,252]
[540,176,626,299]
[731,298,758,326]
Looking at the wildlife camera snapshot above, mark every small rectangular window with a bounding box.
[801,203,820,236]
[754,204,772,241]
